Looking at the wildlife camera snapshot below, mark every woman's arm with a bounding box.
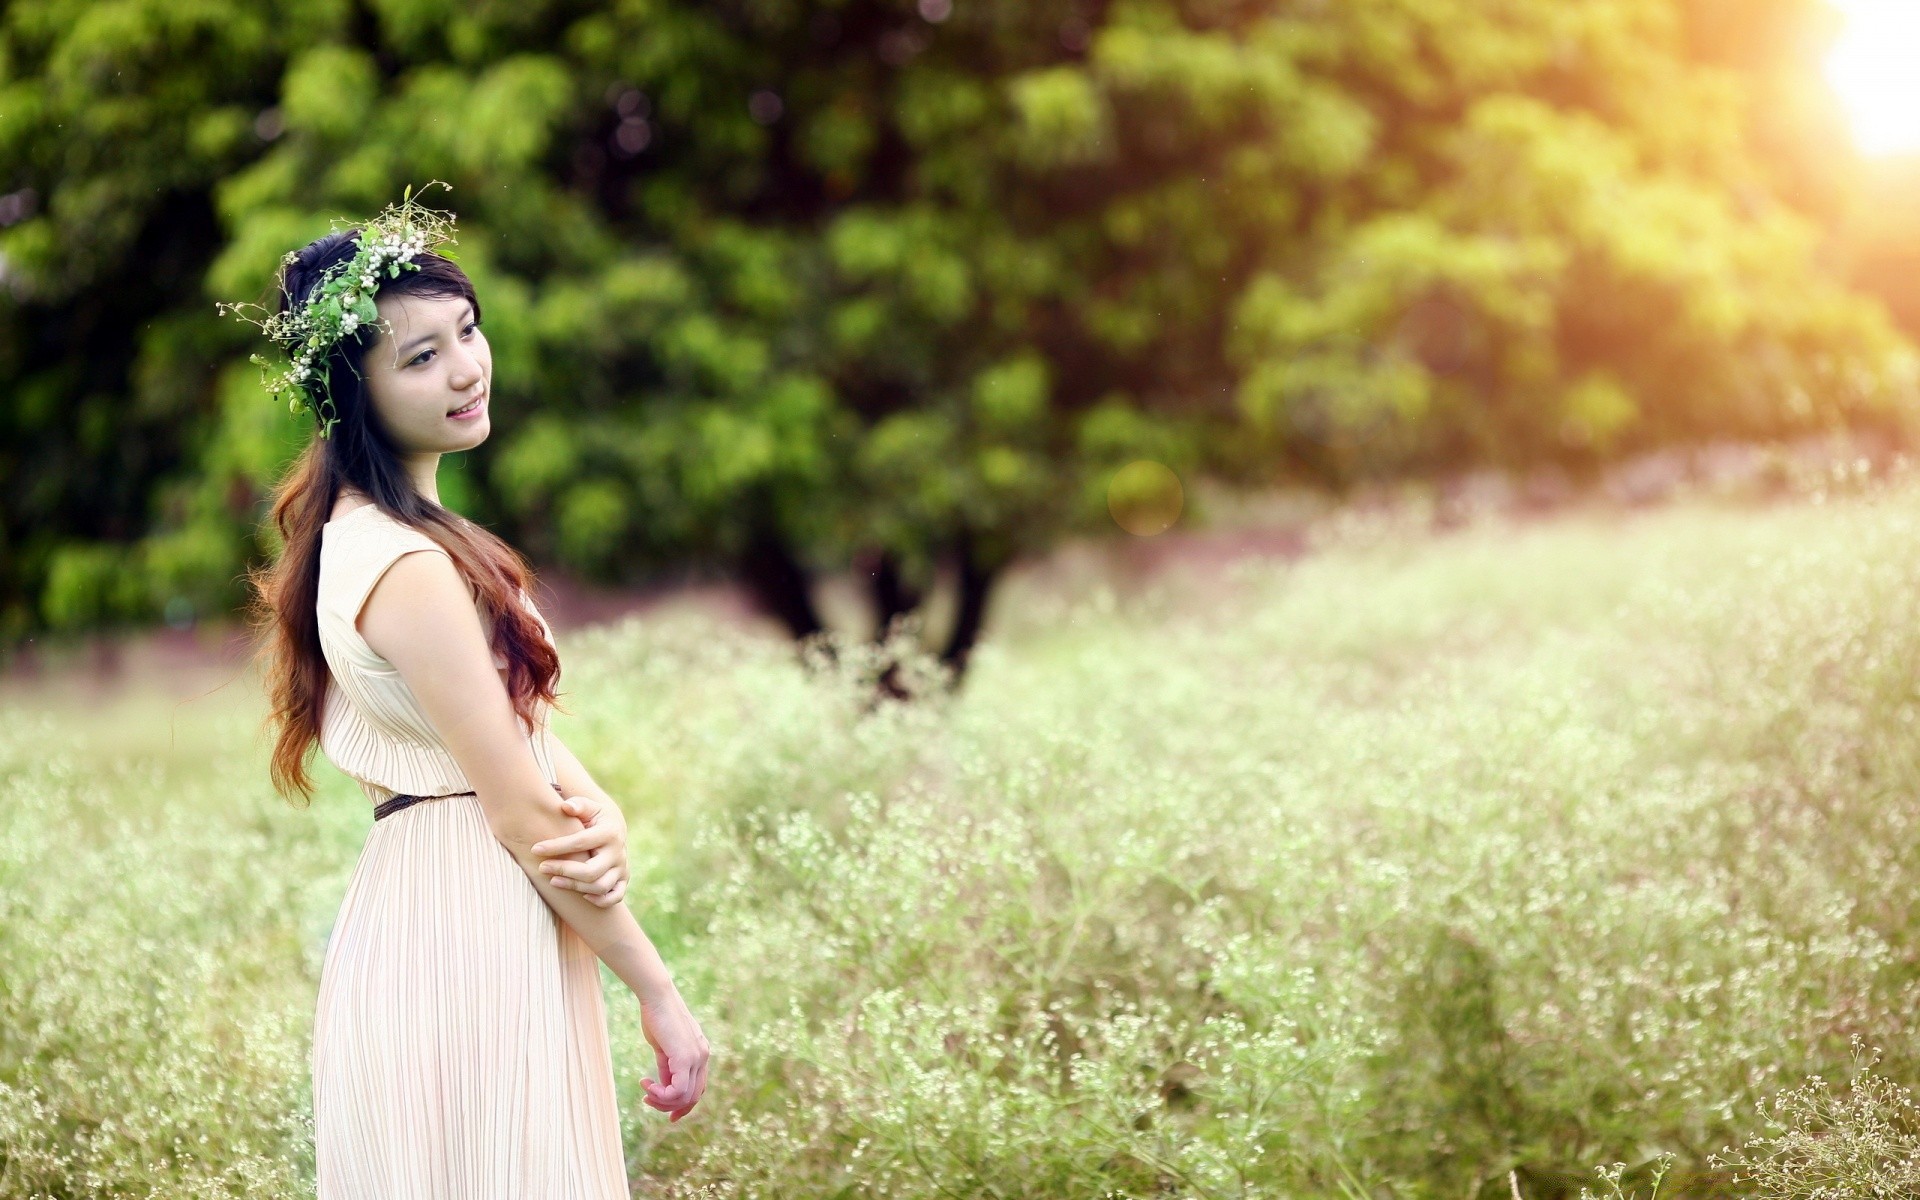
[360,548,674,1003]
[529,732,630,906]
[547,730,614,813]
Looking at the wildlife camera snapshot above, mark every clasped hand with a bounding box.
[529,793,630,906]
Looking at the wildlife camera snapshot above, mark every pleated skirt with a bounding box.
[312,792,629,1199]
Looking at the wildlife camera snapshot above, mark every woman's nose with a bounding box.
[449,349,483,388]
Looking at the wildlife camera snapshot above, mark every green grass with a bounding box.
[8,480,1920,1198]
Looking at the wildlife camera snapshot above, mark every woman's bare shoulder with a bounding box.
[355,539,473,650]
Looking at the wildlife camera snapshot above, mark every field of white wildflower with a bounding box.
[7,478,1920,1199]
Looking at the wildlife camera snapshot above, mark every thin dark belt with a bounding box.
[375,781,565,821]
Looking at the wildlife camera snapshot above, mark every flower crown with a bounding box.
[215,180,460,439]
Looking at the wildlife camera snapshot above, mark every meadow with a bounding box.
[7,476,1920,1198]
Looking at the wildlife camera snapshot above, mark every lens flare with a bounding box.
[1107,461,1183,536]
[1825,0,1920,157]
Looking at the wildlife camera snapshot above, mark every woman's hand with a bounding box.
[639,988,711,1123]
[529,793,630,908]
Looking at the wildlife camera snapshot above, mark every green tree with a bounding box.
[2,0,1913,675]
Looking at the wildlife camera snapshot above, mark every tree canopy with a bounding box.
[1,0,1913,664]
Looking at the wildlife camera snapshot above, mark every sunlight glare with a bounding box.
[1825,0,1920,156]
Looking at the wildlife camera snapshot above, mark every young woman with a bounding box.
[243,211,708,1197]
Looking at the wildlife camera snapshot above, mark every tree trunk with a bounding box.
[861,546,923,641]
[738,521,826,646]
[939,525,1000,683]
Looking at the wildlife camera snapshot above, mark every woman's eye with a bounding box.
[410,323,478,367]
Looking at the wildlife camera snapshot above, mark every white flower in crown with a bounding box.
[214,180,461,440]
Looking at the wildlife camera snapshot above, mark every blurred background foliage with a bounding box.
[2,0,1916,663]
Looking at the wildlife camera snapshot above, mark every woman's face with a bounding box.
[361,291,491,452]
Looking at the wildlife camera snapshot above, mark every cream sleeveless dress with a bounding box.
[309,502,628,1199]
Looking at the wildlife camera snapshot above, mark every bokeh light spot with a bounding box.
[613,117,651,156]
[748,90,784,125]
[1107,460,1184,536]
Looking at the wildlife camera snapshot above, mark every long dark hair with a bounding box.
[243,229,565,804]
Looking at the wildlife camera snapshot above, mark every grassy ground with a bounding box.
[6,478,1920,1198]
